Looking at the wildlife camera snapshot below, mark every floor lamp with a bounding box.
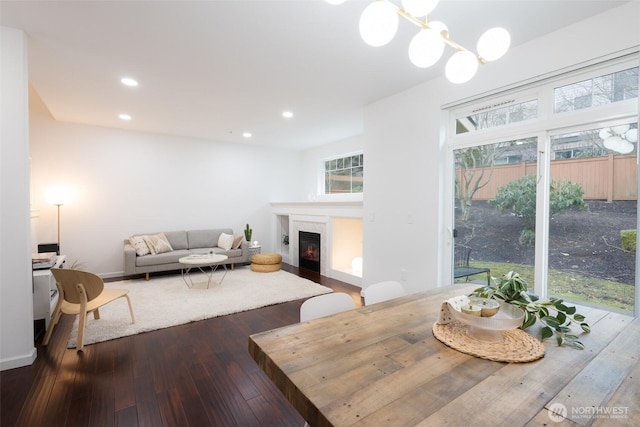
[46,188,68,255]
[53,202,63,254]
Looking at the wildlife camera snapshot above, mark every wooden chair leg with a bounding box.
[42,306,61,346]
[124,295,136,323]
[145,272,150,281]
[76,311,87,352]
[43,285,64,346]
[76,283,88,352]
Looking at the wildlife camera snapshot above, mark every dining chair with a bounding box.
[43,268,136,351]
[300,292,356,322]
[363,280,406,306]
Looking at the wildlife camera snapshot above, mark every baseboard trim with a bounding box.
[0,347,37,371]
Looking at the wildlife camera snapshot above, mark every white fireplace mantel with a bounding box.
[271,201,362,218]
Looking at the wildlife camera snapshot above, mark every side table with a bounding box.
[249,245,262,258]
[33,255,66,329]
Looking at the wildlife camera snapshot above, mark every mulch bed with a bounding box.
[455,200,637,286]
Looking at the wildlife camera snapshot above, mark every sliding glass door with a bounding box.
[548,123,637,312]
[446,56,638,314]
[453,137,539,288]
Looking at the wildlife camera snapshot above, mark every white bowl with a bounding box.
[449,299,524,342]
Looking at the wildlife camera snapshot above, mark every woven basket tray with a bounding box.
[432,321,545,363]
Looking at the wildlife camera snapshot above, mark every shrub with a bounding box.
[620,229,636,252]
[490,175,587,240]
[519,229,535,245]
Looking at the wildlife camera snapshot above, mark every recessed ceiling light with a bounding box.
[282,111,294,119]
[242,132,252,138]
[119,113,132,121]
[120,77,138,87]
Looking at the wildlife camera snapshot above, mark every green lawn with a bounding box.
[456,261,635,312]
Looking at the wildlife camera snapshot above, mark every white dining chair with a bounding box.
[300,292,356,322]
[363,280,406,306]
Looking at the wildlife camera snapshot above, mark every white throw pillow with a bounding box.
[143,233,174,254]
[218,232,234,251]
[129,235,150,256]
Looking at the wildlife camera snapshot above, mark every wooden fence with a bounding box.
[459,154,637,201]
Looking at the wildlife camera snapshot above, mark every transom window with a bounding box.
[554,67,639,113]
[455,99,538,134]
[324,153,363,194]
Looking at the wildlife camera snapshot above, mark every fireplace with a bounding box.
[299,231,321,273]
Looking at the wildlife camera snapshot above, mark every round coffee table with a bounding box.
[179,254,228,289]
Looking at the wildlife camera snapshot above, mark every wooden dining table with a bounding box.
[249,283,639,426]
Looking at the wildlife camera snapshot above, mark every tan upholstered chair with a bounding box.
[43,268,135,351]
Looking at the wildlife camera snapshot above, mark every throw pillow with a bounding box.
[218,232,234,251]
[232,233,243,249]
[129,235,150,256]
[143,233,174,255]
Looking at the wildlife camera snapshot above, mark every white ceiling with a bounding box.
[1,0,629,150]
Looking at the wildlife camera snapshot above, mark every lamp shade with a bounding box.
[477,27,510,61]
[401,0,440,18]
[408,28,444,68]
[46,187,69,206]
[359,0,399,47]
[445,50,478,84]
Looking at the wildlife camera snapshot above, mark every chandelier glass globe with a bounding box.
[408,28,445,68]
[477,27,511,61]
[445,50,479,84]
[401,0,440,18]
[359,1,399,47]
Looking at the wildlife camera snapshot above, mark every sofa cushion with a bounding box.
[188,229,227,249]
[129,235,150,256]
[218,232,234,250]
[232,234,243,249]
[136,249,190,267]
[164,230,188,250]
[143,233,173,254]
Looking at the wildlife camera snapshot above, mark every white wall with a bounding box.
[1,27,37,370]
[360,2,640,294]
[29,89,305,277]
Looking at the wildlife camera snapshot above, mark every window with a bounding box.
[455,99,538,134]
[447,57,639,315]
[324,153,363,194]
[554,67,639,113]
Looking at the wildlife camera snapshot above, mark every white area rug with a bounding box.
[66,266,331,348]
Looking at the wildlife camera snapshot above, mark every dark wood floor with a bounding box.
[1,264,363,427]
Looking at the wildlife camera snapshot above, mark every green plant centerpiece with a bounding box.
[244,224,252,242]
[469,271,590,349]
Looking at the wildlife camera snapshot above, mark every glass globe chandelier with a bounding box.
[326,0,511,84]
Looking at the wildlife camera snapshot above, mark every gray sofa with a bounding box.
[124,228,250,280]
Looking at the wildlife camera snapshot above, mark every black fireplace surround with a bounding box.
[299,231,320,273]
